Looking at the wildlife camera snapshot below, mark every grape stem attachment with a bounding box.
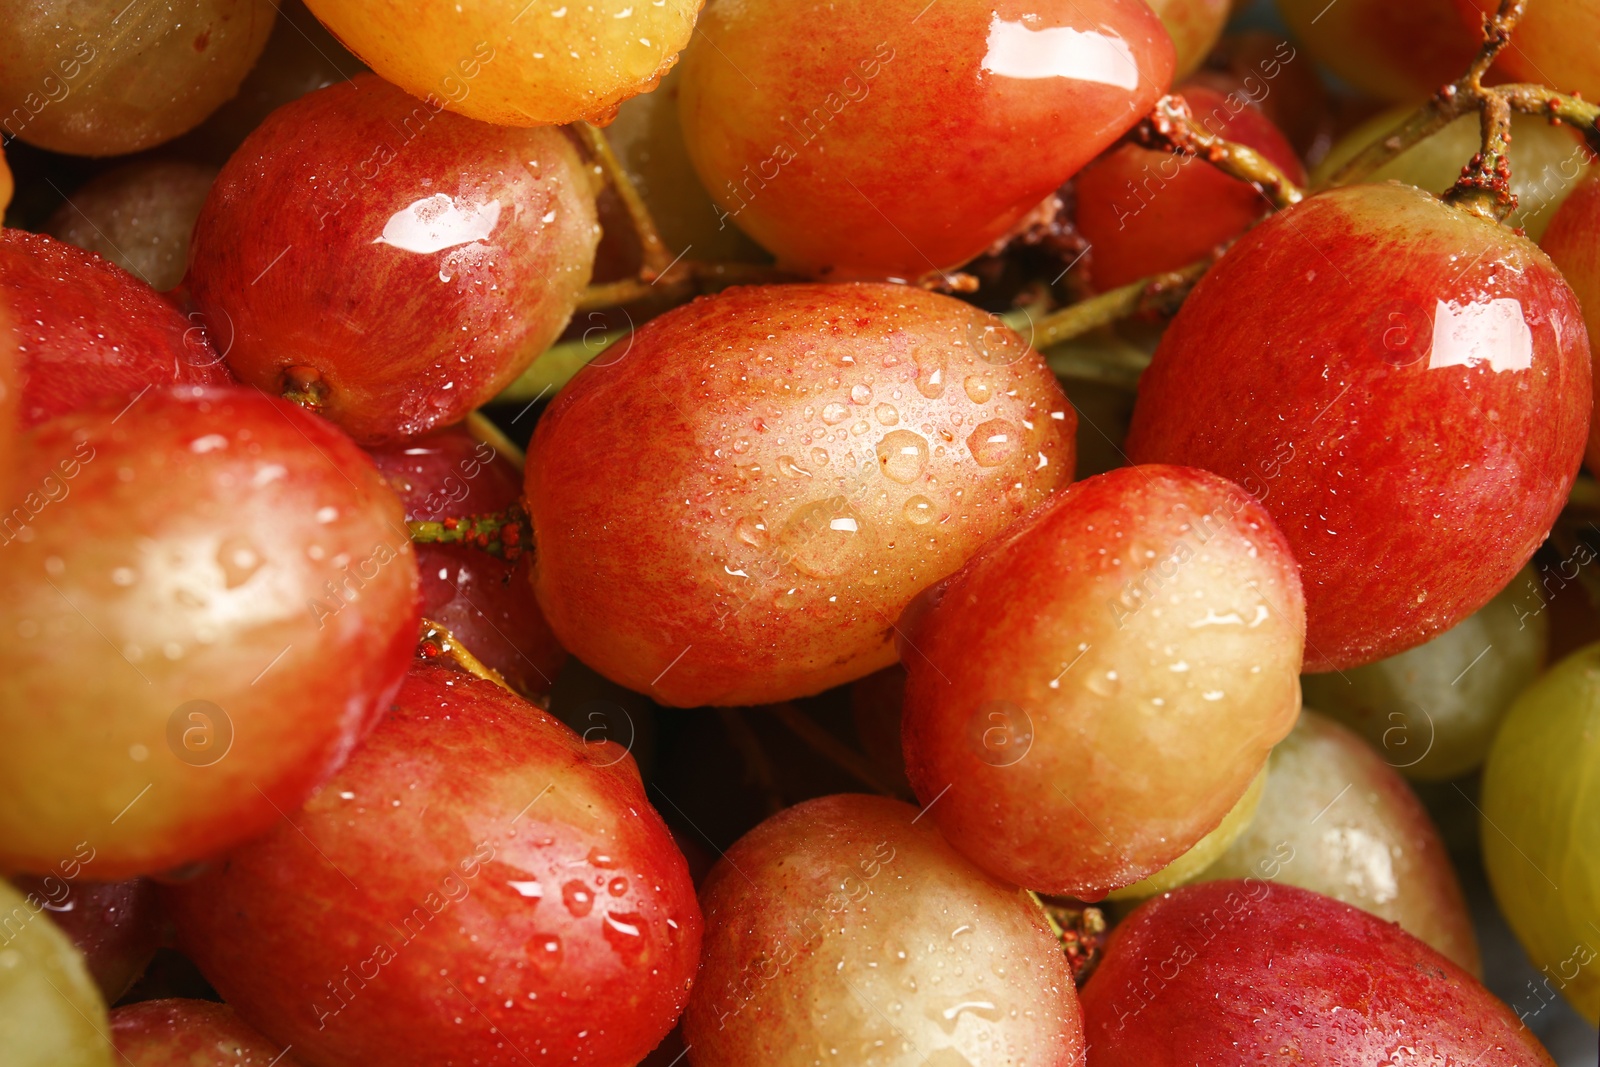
[417,618,513,691]
[1133,94,1306,211]
[408,505,532,562]
[1029,257,1211,350]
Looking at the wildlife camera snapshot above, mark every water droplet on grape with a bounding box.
[734,516,768,548]
[875,403,900,426]
[876,430,930,485]
[903,495,936,525]
[850,384,873,405]
[822,402,849,425]
[777,454,812,478]
[963,375,993,404]
[216,536,262,589]
[778,498,871,578]
[562,880,594,917]
[607,877,628,897]
[966,419,1020,467]
[913,344,947,398]
[602,911,647,955]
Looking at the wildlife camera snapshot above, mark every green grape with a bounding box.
[44,161,217,292]
[1303,567,1548,781]
[1481,642,1600,1026]
[1314,106,1596,240]
[0,880,112,1066]
[1107,766,1266,900]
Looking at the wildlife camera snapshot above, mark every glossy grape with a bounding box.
[527,283,1076,706]
[0,878,111,1067]
[900,465,1304,896]
[1315,106,1596,241]
[1302,568,1548,781]
[6,875,161,1002]
[1128,183,1590,671]
[167,661,701,1067]
[113,1000,301,1065]
[368,424,566,697]
[44,162,217,292]
[0,0,277,156]
[189,74,598,445]
[682,794,1085,1067]
[1480,641,1600,1025]
[302,0,700,127]
[1274,0,1480,101]
[1074,82,1305,291]
[2,230,230,427]
[1080,880,1555,1065]
[678,0,1174,280]
[1202,710,1480,972]
[1539,172,1600,474]
[1459,0,1600,102]
[0,386,420,878]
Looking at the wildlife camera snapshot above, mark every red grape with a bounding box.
[6,874,162,1003]
[0,385,419,878]
[113,999,301,1065]
[683,793,1085,1067]
[1192,33,1331,159]
[1074,82,1306,291]
[1538,172,1600,473]
[1127,183,1590,671]
[188,74,598,446]
[1080,880,1555,1065]
[368,424,565,697]
[2,230,230,427]
[527,283,1076,706]
[166,660,701,1067]
[1275,0,1480,102]
[900,465,1304,897]
[678,0,1175,280]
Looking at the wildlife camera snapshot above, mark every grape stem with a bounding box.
[1134,94,1306,211]
[767,704,912,800]
[718,709,786,816]
[1028,258,1211,350]
[408,505,532,562]
[576,122,675,280]
[417,619,513,692]
[576,260,796,312]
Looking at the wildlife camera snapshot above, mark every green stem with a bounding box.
[408,505,531,562]
[1030,259,1210,351]
[493,329,631,404]
[1137,95,1305,210]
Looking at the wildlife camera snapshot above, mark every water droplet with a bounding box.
[562,880,594,917]
[810,447,830,467]
[875,403,900,426]
[731,437,752,454]
[216,536,262,589]
[734,516,768,548]
[531,933,562,965]
[929,997,1002,1034]
[778,498,871,578]
[963,376,993,404]
[966,419,1020,467]
[777,455,812,478]
[822,402,849,425]
[903,495,936,525]
[876,430,930,485]
[850,384,873,405]
[608,877,628,897]
[586,848,620,868]
[1086,669,1121,696]
[913,344,946,398]
[603,911,647,955]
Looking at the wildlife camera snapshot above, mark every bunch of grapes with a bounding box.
[1,0,1598,1064]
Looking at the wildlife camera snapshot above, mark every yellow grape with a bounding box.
[1481,642,1600,1026]
[301,0,701,127]
[0,879,112,1067]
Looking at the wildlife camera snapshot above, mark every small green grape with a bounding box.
[1481,642,1600,1027]
[1302,568,1547,781]
[0,879,112,1066]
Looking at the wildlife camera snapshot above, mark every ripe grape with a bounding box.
[188,74,598,446]
[678,0,1175,279]
[301,0,701,127]
[2,230,230,426]
[527,283,1076,706]
[1192,33,1331,159]
[1074,82,1305,291]
[1106,766,1265,900]
[0,385,420,878]
[1302,567,1547,781]
[166,661,701,1067]
[0,0,277,156]
[44,161,217,292]
[1315,106,1596,240]
[112,1000,300,1065]
[1080,880,1555,1064]
[1201,710,1480,972]
[1127,183,1590,671]
[1273,0,1480,101]
[900,465,1304,897]
[1145,0,1229,78]
[1539,172,1600,473]
[0,878,111,1067]
[682,794,1085,1067]
[1458,0,1600,102]
[368,424,566,697]
[6,875,161,1002]
[1480,641,1600,1025]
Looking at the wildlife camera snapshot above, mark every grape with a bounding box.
[850,665,912,795]
[1303,567,1548,781]
[1539,172,1600,474]
[2,230,230,427]
[1106,766,1265,900]
[0,0,277,156]
[187,74,598,446]
[1315,106,1596,240]
[678,0,1175,279]
[1127,183,1590,671]
[900,465,1304,897]
[0,878,112,1067]
[1201,710,1480,973]
[1146,0,1229,78]
[301,0,701,127]
[526,283,1077,706]
[1074,82,1306,291]
[166,661,701,1067]
[368,424,566,697]
[1192,33,1332,159]
[1459,0,1600,102]
[682,794,1085,1067]
[1273,0,1480,101]
[1080,881,1555,1065]
[5,876,161,1002]
[113,999,300,1065]
[1480,641,1600,1026]
[44,162,217,292]
[0,385,420,878]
